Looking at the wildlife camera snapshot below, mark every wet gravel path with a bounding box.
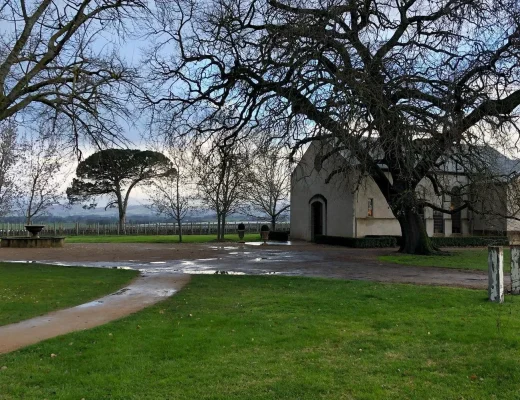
[0,242,497,289]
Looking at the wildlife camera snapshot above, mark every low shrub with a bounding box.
[431,236,509,247]
[365,235,403,246]
[260,225,270,232]
[365,235,509,247]
[268,231,289,241]
[315,235,397,248]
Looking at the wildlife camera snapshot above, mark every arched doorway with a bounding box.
[309,194,327,241]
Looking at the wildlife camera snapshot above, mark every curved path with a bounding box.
[0,273,190,354]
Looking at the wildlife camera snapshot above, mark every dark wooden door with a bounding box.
[311,202,323,240]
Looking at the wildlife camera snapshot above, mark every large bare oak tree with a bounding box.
[143,0,520,254]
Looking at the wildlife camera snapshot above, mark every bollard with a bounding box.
[511,246,520,295]
[488,246,504,303]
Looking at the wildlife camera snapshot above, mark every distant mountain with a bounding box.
[45,204,156,217]
[0,203,285,223]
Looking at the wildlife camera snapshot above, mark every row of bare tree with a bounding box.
[149,138,290,241]
[0,121,291,237]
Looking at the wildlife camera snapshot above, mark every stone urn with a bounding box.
[260,224,270,245]
[237,223,246,243]
[25,225,45,238]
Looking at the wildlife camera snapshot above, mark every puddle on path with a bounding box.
[244,241,293,246]
[112,288,131,295]
[76,300,105,308]
[182,269,246,275]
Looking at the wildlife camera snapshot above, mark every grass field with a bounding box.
[0,262,138,326]
[380,248,511,271]
[1,275,520,399]
[65,233,262,244]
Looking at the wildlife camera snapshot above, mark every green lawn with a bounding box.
[65,233,261,244]
[0,262,138,326]
[380,248,511,272]
[1,275,520,399]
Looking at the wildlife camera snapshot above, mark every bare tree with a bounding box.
[0,120,18,216]
[242,145,290,230]
[193,137,249,240]
[144,0,520,254]
[147,148,193,242]
[0,0,144,151]
[15,133,66,225]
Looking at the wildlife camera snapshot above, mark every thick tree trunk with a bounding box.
[118,211,126,235]
[271,216,276,231]
[397,207,436,255]
[217,214,221,240]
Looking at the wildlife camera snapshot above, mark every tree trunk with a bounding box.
[119,211,126,235]
[397,207,436,255]
[271,216,276,231]
[221,214,226,240]
[177,219,183,243]
[217,214,221,240]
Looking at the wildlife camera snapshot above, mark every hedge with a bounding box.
[330,235,509,248]
[268,231,290,241]
[431,236,509,247]
[315,235,397,248]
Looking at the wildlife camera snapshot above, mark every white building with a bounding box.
[290,141,520,241]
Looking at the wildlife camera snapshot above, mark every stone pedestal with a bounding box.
[511,246,520,295]
[488,246,504,303]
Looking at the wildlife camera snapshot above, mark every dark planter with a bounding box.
[237,223,246,242]
[25,225,45,238]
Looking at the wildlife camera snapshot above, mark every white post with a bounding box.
[511,246,520,295]
[488,246,504,303]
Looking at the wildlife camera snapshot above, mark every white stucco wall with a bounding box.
[354,175,401,237]
[290,142,354,240]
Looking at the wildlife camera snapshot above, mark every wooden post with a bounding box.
[488,246,504,303]
[511,246,520,295]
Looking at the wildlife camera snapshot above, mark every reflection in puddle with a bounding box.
[149,261,166,264]
[245,241,293,246]
[112,288,131,295]
[76,300,104,308]
[182,269,246,275]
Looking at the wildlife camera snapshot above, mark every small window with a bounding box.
[368,198,374,217]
